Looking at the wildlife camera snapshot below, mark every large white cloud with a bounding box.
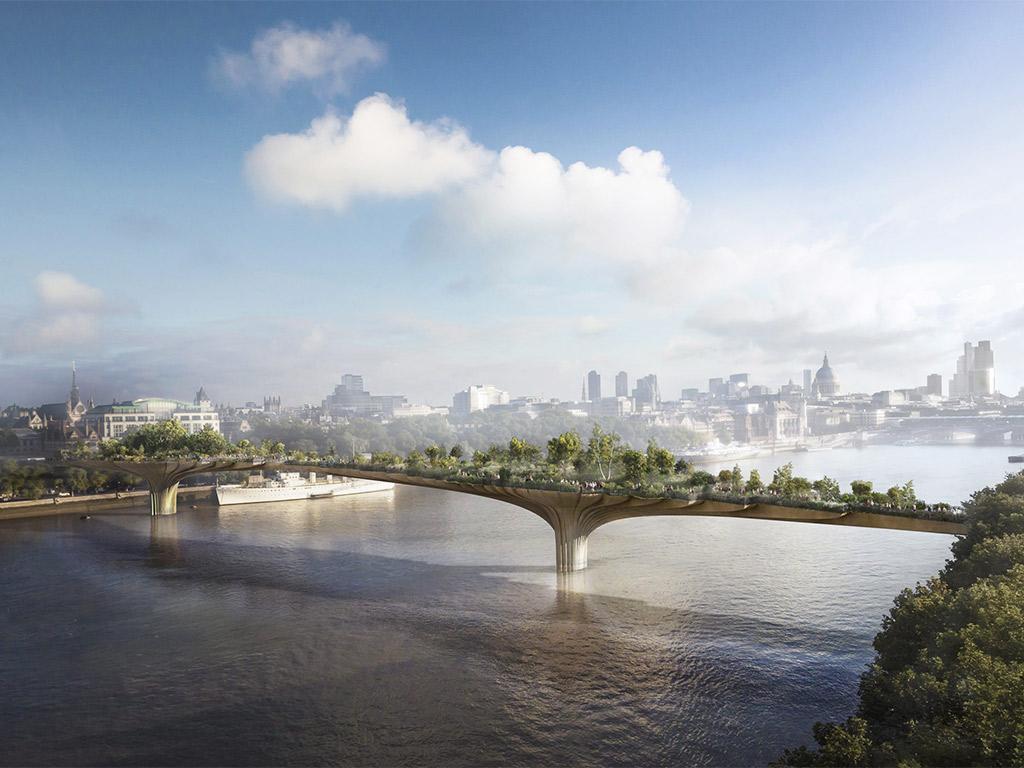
[444,144,689,266]
[214,21,385,94]
[245,94,494,209]
[246,94,691,269]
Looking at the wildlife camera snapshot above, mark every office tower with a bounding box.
[951,341,995,398]
[633,374,660,410]
[615,371,629,398]
[587,370,601,402]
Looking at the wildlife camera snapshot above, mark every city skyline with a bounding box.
[9,337,1006,411]
[2,3,1023,405]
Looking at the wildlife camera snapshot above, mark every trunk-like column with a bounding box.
[554,528,589,572]
[149,481,180,516]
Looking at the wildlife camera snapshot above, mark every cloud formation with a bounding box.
[35,270,105,311]
[246,94,691,271]
[2,272,108,355]
[444,145,689,267]
[246,94,493,209]
[214,21,385,95]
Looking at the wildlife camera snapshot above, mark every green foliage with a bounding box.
[646,440,676,475]
[0,460,130,500]
[886,481,917,509]
[729,465,745,494]
[788,476,813,499]
[508,436,542,463]
[744,468,764,495]
[687,470,716,489]
[370,451,403,467]
[812,476,841,503]
[620,449,648,485]
[778,471,1024,767]
[583,425,622,481]
[850,479,873,498]
[768,463,795,495]
[547,431,583,466]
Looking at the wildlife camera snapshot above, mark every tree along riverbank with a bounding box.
[775,471,1024,767]
[0,485,214,520]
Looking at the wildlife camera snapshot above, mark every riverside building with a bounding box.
[89,392,221,439]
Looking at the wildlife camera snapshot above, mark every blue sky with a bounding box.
[1,2,1022,406]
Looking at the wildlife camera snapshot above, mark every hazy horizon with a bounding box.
[2,2,1022,406]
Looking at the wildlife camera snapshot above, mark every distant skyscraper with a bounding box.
[632,374,660,410]
[615,371,628,397]
[950,341,995,398]
[926,373,943,397]
[340,374,364,393]
[587,370,601,402]
[803,369,812,393]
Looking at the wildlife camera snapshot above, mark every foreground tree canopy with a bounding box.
[776,472,1024,767]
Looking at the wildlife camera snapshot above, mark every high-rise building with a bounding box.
[340,374,364,392]
[950,341,995,398]
[452,384,511,416]
[615,371,629,398]
[587,370,601,402]
[632,374,660,410]
[708,377,726,397]
[926,374,943,397]
[803,369,812,393]
[323,374,407,418]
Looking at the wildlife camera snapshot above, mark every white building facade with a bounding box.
[452,385,511,416]
[90,397,221,439]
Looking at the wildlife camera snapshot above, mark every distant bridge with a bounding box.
[67,459,966,572]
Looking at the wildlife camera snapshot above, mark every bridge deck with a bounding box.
[66,458,966,571]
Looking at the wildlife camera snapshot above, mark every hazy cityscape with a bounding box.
[3,4,1023,768]
[4,339,1019,464]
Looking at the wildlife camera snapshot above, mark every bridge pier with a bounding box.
[554,529,589,572]
[149,482,180,516]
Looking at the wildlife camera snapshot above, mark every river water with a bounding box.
[0,446,1018,766]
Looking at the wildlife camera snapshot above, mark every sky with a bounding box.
[1,2,1023,407]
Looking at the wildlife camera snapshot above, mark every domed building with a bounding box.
[811,353,841,398]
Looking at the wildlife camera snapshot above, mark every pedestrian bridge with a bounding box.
[67,459,966,572]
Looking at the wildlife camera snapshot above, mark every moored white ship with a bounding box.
[216,471,394,506]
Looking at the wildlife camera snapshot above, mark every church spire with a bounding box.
[69,361,81,407]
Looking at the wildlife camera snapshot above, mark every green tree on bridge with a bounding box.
[546,431,583,468]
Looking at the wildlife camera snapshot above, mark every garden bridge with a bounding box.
[67,459,966,572]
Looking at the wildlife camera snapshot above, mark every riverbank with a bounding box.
[0,485,214,520]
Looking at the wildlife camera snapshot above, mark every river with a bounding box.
[0,446,1017,766]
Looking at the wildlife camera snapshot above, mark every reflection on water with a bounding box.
[0,446,997,767]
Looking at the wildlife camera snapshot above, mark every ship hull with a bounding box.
[216,479,394,506]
